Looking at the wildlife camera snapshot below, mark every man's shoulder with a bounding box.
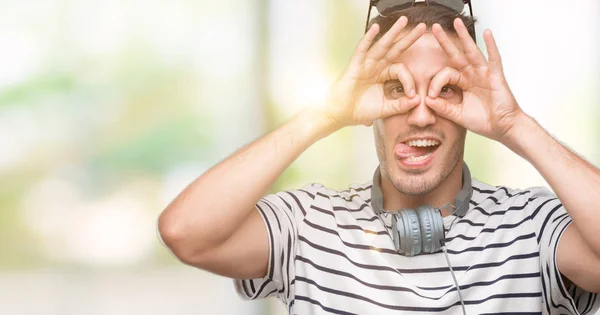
[297,179,374,202]
[470,178,557,209]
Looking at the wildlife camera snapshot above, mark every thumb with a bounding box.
[425,96,463,125]
[382,95,421,118]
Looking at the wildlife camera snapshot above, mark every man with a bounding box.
[158,1,600,314]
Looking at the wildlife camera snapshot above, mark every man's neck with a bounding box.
[380,162,464,217]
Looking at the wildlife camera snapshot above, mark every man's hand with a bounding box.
[324,16,426,128]
[425,18,524,142]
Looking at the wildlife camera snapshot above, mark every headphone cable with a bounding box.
[441,239,467,315]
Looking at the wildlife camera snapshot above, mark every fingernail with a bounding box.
[410,89,416,97]
[428,90,434,97]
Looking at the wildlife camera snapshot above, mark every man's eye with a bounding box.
[440,85,456,97]
[393,86,404,94]
[383,81,406,99]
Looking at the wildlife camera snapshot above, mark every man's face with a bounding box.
[374,32,467,195]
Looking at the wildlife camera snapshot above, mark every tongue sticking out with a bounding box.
[394,143,437,159]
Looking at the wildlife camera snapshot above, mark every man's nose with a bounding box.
[406,93,437,127]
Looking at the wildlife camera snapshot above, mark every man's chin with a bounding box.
[386,169,438,196]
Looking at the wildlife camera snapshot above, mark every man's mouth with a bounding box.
[393,138,441,167]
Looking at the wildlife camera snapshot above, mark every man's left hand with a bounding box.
[425,18,525,142]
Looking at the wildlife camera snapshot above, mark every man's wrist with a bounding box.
[296,106,344,141]
[500,112,547,161]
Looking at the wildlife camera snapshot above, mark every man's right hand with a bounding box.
[158,16,428,282]
[324,16,426,128]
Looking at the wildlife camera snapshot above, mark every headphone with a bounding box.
[371,162,473,256]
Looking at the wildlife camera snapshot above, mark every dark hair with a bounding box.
[368,4,477,43]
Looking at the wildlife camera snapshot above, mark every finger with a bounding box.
[453,18,486,67]
[366,16,409,60]
[350,23,381,66]
[428,67,468,98]
[386,63,416,98]
[384,23,427,61]
[424,96,463,125]
[431,23,469,69]
[383,94,421,118]
[483,29,504,74]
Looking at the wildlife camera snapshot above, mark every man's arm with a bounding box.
[502,114,600,293]
[425,18,600,293]
[158,17,426,280]
[158,108,337,279]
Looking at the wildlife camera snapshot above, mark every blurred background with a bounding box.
[0,0,598,314]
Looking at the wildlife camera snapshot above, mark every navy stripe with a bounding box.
[305,209,388,235]
[551,222,577,311]
[356,216,380,222]
[466,252,539,272]
[479,313,541,315]
[304,217,537,256]
[352,197,536,229]
[249,279,255,293]
[298,235,400,273]
[545,260,573,313]
[420,272,541,292]
[333,203,371,213]
[295,295,357,315]
[299,254,540,296]
[340,185,373,194]
[264,288,277,298]
[253,277,274,300]
[583,293,597,314]
[277,195,293,211]
[472,185,531,198]
[299,189,316,199]
[310,205,335,217]
[552,212,568,223]
[530,198,559,221]
[317,192,364,203]
[241,280,251,297]
[256,205,276,282]
[454,218,485,227]
[541,258,551,315]
[296,276,541,312]
[285,233,292,300]
[445,216,531,243]
[536,203,563,243]
[264,202,282,232]
[446,233,536,255]
[549,216,570,244]
[471,197,537,216]
[299,234,539,275]
[285,191,307,216]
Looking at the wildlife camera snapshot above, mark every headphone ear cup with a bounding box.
[396,210,422,256]
[418,206,445,254]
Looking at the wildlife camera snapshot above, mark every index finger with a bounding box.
[349,23,381,67]
[453,18,486,67]
[384,23,427,61]
[366,16,409,60]
[431,23,469,70]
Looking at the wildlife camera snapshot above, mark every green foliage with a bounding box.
[89,115,212,174]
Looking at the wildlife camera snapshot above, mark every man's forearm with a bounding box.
[159,107,339,254]
[503,114,600,257]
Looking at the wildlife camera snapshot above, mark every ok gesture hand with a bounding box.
[425,19,524,141]
[325,17,427,127]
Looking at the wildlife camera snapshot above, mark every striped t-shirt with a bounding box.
[234,177,600,314]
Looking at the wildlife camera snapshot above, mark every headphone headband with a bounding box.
[371,162,473,217]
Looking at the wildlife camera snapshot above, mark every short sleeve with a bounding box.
[527,187,600,315]
[233,184,319,304]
